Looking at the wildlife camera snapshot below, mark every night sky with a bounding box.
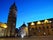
[0,0,53,28]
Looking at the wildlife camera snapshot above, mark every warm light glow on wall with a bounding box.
[31,22,35,25]
[37,21,41,24]
[49,21,52,23]
[25,27,28,32]
[44,19,49,23]
[1,24,7,28]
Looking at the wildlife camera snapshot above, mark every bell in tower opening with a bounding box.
[7,2,17,37]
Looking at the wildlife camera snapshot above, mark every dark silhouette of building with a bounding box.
[15,28,19,37]
[7,2,17,36]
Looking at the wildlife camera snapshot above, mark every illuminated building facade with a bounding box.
[28,18,53,36]
[0,22,7,37]
[7,3,17,36]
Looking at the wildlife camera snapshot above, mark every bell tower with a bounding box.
[7,2,17,36]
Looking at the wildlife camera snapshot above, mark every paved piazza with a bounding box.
[0,36,53,40]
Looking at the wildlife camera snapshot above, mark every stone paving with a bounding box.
[0,36,53,40]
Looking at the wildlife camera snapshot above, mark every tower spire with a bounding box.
[10,2,17,11]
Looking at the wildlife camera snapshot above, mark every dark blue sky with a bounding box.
[0,0,53,28]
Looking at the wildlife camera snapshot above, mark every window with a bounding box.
[13,23,15,26]
[39,27,41,29]
[38,30,40,32]
[52,29,53,31]
[51,26,53,28]
[34,32,36,35]
[47,26,49,29]
[43,26,45,29]
[32,28,34,30]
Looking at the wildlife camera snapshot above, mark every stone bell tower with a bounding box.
[7,2,17,36]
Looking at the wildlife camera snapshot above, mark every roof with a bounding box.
[21,23,26,27]
[28,18,53,24]
[10,2,17,11]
